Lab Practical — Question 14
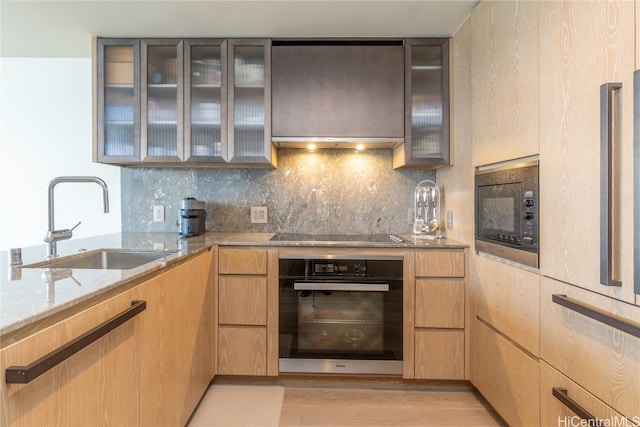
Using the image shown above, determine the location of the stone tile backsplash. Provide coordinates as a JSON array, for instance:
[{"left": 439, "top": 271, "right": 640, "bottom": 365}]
[{"left": 121, "top": 149, "right": 436, "bottom": 235}]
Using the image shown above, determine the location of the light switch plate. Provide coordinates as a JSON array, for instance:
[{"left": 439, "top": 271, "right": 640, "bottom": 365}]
[
  {"left": 153, "top": 205, "right": 165, "bottom": 223},
  {"left": 251, "top": 207, "right": 268, "bottom": 224}
]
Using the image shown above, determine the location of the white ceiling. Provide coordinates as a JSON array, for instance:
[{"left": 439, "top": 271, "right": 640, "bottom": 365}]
[{"left": 0, "top": 0, "right": 479, "bottom": 58}]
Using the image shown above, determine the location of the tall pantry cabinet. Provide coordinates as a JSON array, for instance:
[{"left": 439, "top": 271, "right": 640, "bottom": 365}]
[
  {"left": 468, "top": 1, "right": 541, "bottom": 426},
  {"left": 538, "top": 0, "right": 639, "bottom": 424},
  {"left": 466, "top": 0, "right": 640, "bottom": 425}
]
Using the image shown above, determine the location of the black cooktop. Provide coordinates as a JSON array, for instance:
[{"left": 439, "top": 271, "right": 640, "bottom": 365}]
[{"left": 269, "top": 233, "right": 404, "bottom": 243}]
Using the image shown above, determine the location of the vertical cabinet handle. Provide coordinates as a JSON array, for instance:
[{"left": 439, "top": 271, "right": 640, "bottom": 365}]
[
  {"left": 552, "top": 388, "right": 601, "bottom": 427},
  {"left": 634, "top": 70, "right": 640, "bottom": 295},
  {"left": 5, "top": 300, "right": 146, "bottom": 384},
  {"left": 600, "top": 82, "right": 623, "bottom": 287}
]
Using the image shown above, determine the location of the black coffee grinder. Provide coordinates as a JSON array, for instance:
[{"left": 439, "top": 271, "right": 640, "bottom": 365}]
[{"left": 178, "top": 198, "right": 207, "bottom": 236}]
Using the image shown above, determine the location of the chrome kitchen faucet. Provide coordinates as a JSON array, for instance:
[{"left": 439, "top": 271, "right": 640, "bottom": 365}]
[{"left": 44, "top": 176, "right": 109, "bottom": 258}]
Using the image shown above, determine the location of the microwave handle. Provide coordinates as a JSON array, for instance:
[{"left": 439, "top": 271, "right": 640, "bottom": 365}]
[
  {"left": 600, "top": 82, "right": 622, "bottom": 287},
  {"left": 294, "top": 282, "right": 389, "bottom": 292},
  {"left": 634, "top": 70, "right": 640, "bottom": 295}
]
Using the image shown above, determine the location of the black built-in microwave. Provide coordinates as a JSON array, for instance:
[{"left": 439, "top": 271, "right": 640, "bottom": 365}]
[{"left": 475, "top": 156, "right": 539, "bottom": 268}]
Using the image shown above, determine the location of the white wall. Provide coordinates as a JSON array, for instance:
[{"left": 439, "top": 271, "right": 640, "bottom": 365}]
[{"left": 0, "top": 58, "right": 121, "bottom": 251}]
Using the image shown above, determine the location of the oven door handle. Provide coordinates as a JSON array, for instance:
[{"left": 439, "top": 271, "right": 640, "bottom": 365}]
[{"left": 294, "top": 282, "right": 390, "bottom": 292}]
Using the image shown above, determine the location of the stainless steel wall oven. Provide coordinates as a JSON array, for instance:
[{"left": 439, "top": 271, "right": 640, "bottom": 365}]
[{"left": 278, "top": 254, "right": 403, "bottom": 375}]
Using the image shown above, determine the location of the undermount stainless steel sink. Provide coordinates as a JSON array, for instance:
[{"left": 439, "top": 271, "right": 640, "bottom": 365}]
[{"left": 24, "top": 249, "right": 178, "bottom": 270}]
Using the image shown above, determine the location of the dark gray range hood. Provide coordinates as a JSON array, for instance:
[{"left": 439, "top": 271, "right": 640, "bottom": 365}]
[
  {"left": 272, "top": 137, "right": 404, "bottom": 150},
  {"left": 271, "top": 40, "right": 405, "bottom": 149}
]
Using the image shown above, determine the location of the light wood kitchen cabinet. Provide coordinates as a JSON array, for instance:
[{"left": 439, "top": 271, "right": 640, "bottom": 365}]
[
  {"left": 139, "top": 250, "right": 215, "bottom": 427},
  {"left": 0, "top": 288, "right": 140, "bottom": 427},
  {"left": 474, "top": 255, "right": 539, "bottom": 356},
  {"left": 539, "top": 276, "right": 640, "bottom": 420},
  {"left": 393, "top": 38, "right": 451, "bottom": 169},
  {"left": 471, "top": 254, "right": 540, "bottom": 425},
  {"left": 470, "top": 0, "right": 539, "bottom": 167},
  {"left": 216, "top": 247, "right": 278, "bottom": 376},
  {"left": 474, "top": 319, "right": 539, "bottom": 427},
  {"left": 218, "top": 246, "right": 267, "bottom": 275},
  {"left": 219, "top": 276, "right": 267, "bottom": 325},
  {"left": 539, "top": 0, "right": 636, "bottom": 304},
  {"left": 411, "top": 249, "right": 466, "bottom": 380},
  {"left": 540, "top": 361, "right": 630, "bottom": 427},
  {"left": 95, "top": 37, "right": 275, "bottom": 166}
]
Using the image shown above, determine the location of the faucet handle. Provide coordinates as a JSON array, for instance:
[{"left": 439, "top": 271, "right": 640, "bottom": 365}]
[{"left": 44, "top": 221, "right": 81, "bottom": 243}]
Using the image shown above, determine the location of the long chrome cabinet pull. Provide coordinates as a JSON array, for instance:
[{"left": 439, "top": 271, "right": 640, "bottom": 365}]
[
  {"left": 552, "top": 388, "right": 601, "bottom": 427},
  {"left": 5, "top": 300, "right": 146, "bottom": 384},
  {"left": 552, "top": 294, "right": 640, "bottom": 338},
  {"left": 600, "top": 82, "right": 623, "bottom": 287},
  {"left": 634, "top": 70, "right": 640, "bottom": 295}
]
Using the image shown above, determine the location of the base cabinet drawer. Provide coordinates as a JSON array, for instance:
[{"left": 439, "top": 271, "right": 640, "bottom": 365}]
[
  {"left": 415, "top": 250, "right": 465, "bottom": 278},
  {"left": 218, "top": 247, "right": 267, "bottom": 275},
  {"left": 414, "top": 330, "right": 464, "bottom": 379},
  {"left": 218, "top": 326, "right": 266, "bottom": 376},
  {"left": 540, "top": 277, "right": 640, "bottom": 418},
  {"left": 540, "top": 361, "right": 633, "bottom": 427},
  {"left": 415, "top": 279, "right": 464, "bottom": 328},
  {"left": 218, "top": 276, "right": 267, "bottom": 325},
  {"left": 474, "top": 318, "right": 539, "bottom": 426}
]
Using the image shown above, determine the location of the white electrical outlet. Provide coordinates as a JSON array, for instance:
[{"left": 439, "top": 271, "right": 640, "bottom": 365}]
[
  {"left": 153, "top": 205, "right": 165, "bottom": 223},
  {"left": 447, "top": 210, "right": 453, "bottom": 229},
  {"left": 251, "top": 207, "right": 268, "bottom": 224}
]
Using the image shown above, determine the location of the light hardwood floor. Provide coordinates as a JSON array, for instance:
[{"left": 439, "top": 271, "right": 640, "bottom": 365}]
[{"left": 206, "top": 376, "right": 506, "bottom": 427}]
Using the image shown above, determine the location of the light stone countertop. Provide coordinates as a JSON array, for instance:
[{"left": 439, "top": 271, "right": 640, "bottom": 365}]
[{"left": 0, "top": 231, "right": 467, "bottom": 344}]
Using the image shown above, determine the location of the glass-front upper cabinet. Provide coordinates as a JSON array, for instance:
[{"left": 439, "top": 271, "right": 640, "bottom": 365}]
[
  {"left": 227, "top": 39, "right": 274, "bottom": 165},
  {"left": 394, "top": 39, "right": 450, "bottom": 168},
  {"left": 96, "top": 39, "right": 140, "bottom": 163},
  {"left": 141, "top": 39, "right": 184, "bottom": 162},
  {"left": 185, "top": 39, "right": 227, "bottom": 162}
]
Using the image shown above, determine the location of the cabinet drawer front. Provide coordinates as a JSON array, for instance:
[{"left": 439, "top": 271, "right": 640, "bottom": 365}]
[
  {"left": 540, "top": 277, "right": 640, "bottom": 418},
  {"left": 219, "top": 247, "right": 267, "bottom": 275},
  {"left": 415, "top": 250, "right": 464, "bottom": 278},
  {"left": 414, "top": 330, "right": 464, "bottom": 380},
  {"left": 475, "top": 255, "right": 540, "bottom": 356},
  {"left": 218, "top": 327, "right": 266, "bottom": 376},
  {"left": 540, "top": 361, "right": 630, "bottom": 427},
  {"left": 415, "top": 279, "right": 464, "bottom": 328},
  {"left": 474, "top": 318, "right": 540, "bottom": 426},
  {"left": 219, "top": 276, "right": 267, "bottom": 325}
]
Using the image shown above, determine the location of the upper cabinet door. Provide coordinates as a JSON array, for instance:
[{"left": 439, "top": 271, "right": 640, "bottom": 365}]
[
  {"left": 141, "top": 39, "right": 184, "bottom": 162},
  {"left": 227, "top": 39, "right": 274, "bottom": 165},
  {"left": 184, "top": 39, "right": 228, "bottom": 163},
  {"left": 470, "top": 0, "right": 539, "bottom": 167},
  {"left": 539, "top": 1, "right": 636, "bottom": 303},
  {"left": 393, "top": 39, "right": 450, "bottom": 168},
  {"left": 96, "top": 38, "right": 141, "bottom": 163}
]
